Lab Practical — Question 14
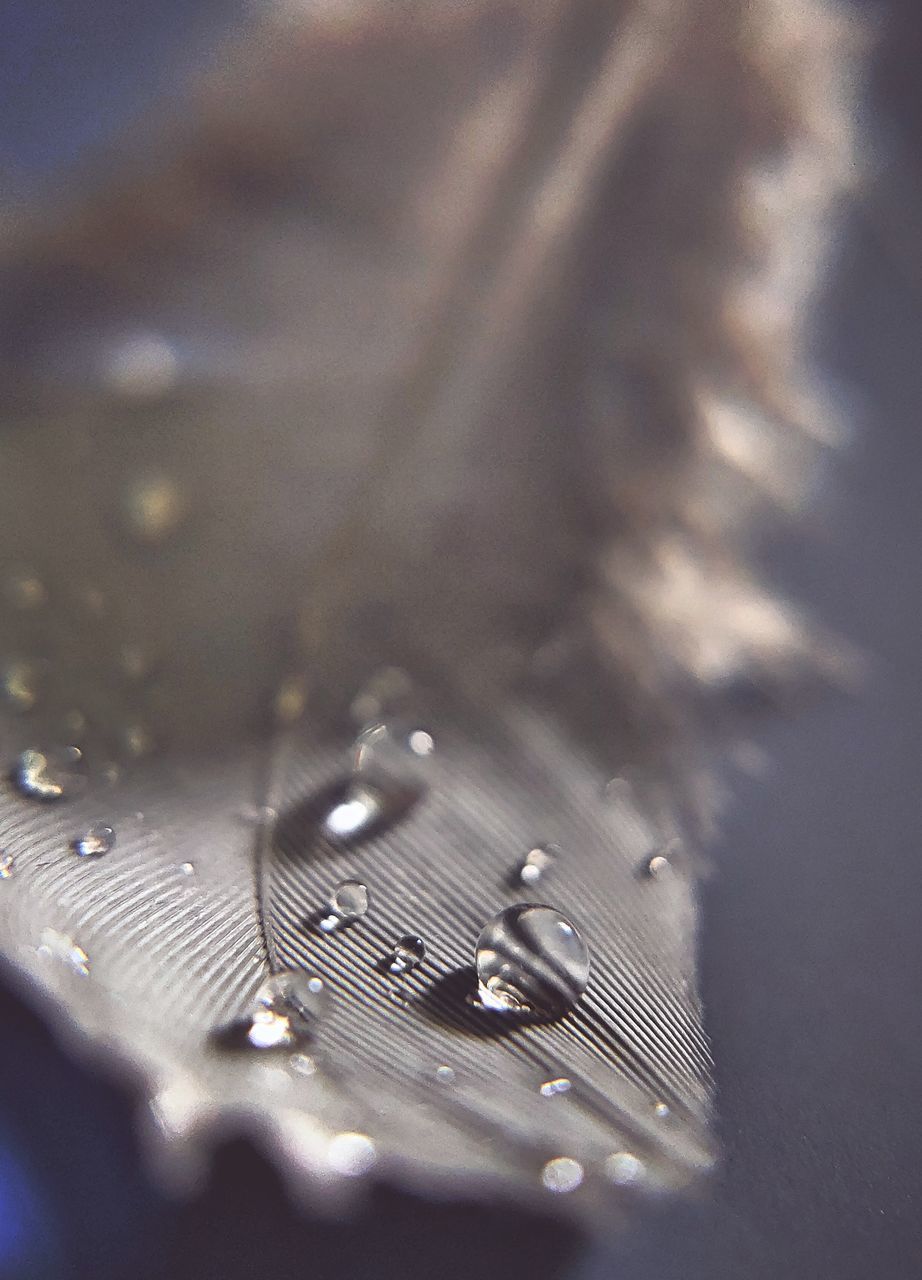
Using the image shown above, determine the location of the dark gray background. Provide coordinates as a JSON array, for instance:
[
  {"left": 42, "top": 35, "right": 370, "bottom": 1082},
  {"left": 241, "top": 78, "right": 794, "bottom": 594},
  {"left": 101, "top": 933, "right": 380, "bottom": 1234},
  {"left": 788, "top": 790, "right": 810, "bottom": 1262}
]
[{"left": 0, "top": 1, "right": 920, "bottom": 1277}]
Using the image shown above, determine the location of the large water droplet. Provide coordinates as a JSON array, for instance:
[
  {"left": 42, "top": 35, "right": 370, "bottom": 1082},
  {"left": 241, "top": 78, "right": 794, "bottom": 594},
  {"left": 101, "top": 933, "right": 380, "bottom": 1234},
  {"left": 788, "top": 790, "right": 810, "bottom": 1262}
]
[
  {"left": 215, "top": 971, "right": 326, "bottom": 1053},
  {"left": 541, "top": 1156, "right": 583, "bottom": 1194},
  {"left": 72, "top": 824, "right": 115, "bottom": 858},
  {"left": 318, "top": 880, "right": 369, "bottom": 933},
  {"left": 13, "top": 747, "right": 85, "bottom": 802},
  {"left": 383, "top": 934, "right": 425, "bottom": 975},
  {"left": 646, "top": 853, "right": 672, "bottom": 878},
  {"left": 474, "top": 904, "right": 590, "bottom": 1019},
  {"left": 515, "top": 844, "right": 556, "bottom": 888},
  {"left": 352, "top": 719, "right": 434, "bottom": 785},
  {"left": 0, "top": 853, "right": 14, "bottom": 879},
  {"left": 38, "top": 928, "right": 89, "bottom": 975}
]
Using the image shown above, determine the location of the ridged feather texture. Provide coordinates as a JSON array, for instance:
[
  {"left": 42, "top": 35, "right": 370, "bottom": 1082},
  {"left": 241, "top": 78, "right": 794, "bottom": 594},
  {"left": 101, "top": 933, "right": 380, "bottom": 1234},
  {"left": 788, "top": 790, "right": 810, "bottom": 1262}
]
[{"left": 0, "top": 0, "right": 857, "bottom": 1219}]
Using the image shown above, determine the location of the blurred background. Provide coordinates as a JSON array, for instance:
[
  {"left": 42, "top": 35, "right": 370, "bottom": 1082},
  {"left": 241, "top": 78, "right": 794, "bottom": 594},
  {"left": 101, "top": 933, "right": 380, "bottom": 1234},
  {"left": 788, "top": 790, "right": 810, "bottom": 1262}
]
[{"left": 0, "top": 0, "right": 920, "bottom": 1277}]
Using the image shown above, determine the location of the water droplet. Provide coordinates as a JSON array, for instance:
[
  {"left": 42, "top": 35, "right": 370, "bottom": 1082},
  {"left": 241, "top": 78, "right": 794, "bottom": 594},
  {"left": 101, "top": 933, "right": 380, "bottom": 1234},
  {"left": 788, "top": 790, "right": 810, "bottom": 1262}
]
[
  {"left": 72, "top": 824, "right": 115, "bottom": 858},
  {"left": 178, "top": 861, "right": 195, "bottom": 876},
  {"left": 474, "top": 904, "right": 590, "bottom": 1019},
  {"left": 215, "top": 972, "right": 325, "bottom": 1053},
  {"left": 121, "top": 475, "right": 186, "bottom": 545},
  {"left": 119, "top": 644, "right": 154, "bottom": 683},
  {"left": 604, "top": 1151, "right": 645, "bottom": 1185},
  {"left": 38, "top": 928, "right": 89, "bottom": 975},
  {"left": 13, "top": 747, "right": 85, "bottom": 802},
  {"left": 646, "top": 854, "right": 671, "bottom": 878},
  {"left": 122, "top": 724, "right": 154, "bottom": 758},
  {"left": 653, "top": 1101, "right": 670, "bottom": 1119},
  {"left": 0, "top": 853, "right": 14, "bottom": 879},
  {"left": 434, "top": 1064, "right": 456, "bottom": 1085},
  {"left": 256, "top": 970, "right": 326, "bottom": 1029},
  {"left": 5, "top": 571, "right": 46, "bottom": 611},
  {"left": 541, "top": 1156, "right": 583, "bottom": 1194},
  {"left": 539, "top": 1077, "right": 571, "bottom": 1098},
  {"left": 318, "top": 880, "right": 369, "bottom": 932},
  {"left": 1, "top": 661, "right": 41, "bottom": 712},
  {"left": 290, "top": 1051, "right": 317, "bottom": 1077},
  {"left": 384, "top": 934, "right": 425, "bottom": 975},
  {"left": 105, "top": 333, "right": 179, "bottom": 398},
  {"left": 327, "top": 1132, "right": 376, "bottom": 1177},
  {"left": 515, "top": 844, "right": 556, "bottom": 887},
  {"left": 352, "top": 719, "right": 434, "bottom": 783}
]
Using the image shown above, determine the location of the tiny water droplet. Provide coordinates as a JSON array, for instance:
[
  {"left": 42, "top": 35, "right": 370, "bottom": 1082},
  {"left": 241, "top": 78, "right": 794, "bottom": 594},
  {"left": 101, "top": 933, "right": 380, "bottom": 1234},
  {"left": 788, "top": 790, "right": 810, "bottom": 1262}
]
[
  {"left": 318, "top": 880, "right": 369, "bottom": 932},
  {"left": 434, "top": 1064, "right": 456, "bottom": 1085},
  {"left": 38, "top": 928, "right": 89, "bottom": 975},
  {"left": 6, "top": 571, "right": 46, "bottom": 611},
  {"left": 0, "top": 853, "right": 14, "bottom": 879},
  {"left": 216, "top": 972, "right": 325, "bottom": 1053},
  {"left": 604, "top": 1151, "right": 645, "bottom": 1185},
  {"left": 541, "top": 1156, "right": 583, "bottom": 1194},
  {"left": 256, "top": 971, "right": 326, "bottom": 1028},
  {"left": 122, "top": 724, "right": 154, "bottom": 758},
  {"left": 653, "top": 1101, "right": 671, "bottom": 1119},
  {"left": 515, "top": 844, "right": 556, "bottom": 887},
  {"left": 539, "top": 1077, "right": 571, "bottom": 1098},
  {"left": 237, "top": 804, "right": 277, "bottom": 826},
  {"left": 13, "top": 747, "right": 85, "bottom": 802},
  {"left": 646, "top": 853, "right": 671, "bottom": 878},
  {"left": 119, "top": 643, "right": 154, "bottom": 682},
  {"left": 178, "top": 861, "right": 195, "bottom": 876},
  {"left": 327, "top": 1131, "right": 376, "bottom": 1177},
  {"left": 290, "top": 1052, "right": 317, "bottom": 1077},
  {"left": 121, "top": 475, "right": 186, "bottom": 545},
  {"left": 384, "top": 934, "right": 425, "bottom": 975},
  {"left": 474, "top": 904, "right": 590, "bottom": 1019},
  {"left": 1, "top": 661, "right": 41, "bottom": 712},
  {"left": 72, "top": 824, "right": 115, "bottom": 858}
]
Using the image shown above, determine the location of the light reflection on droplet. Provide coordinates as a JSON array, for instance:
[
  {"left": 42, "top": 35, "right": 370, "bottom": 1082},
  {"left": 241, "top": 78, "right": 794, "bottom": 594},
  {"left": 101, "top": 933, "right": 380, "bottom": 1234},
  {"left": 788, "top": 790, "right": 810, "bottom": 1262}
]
[
  {"left": 38, "top": 927, "right": 90, "bottom": 976},
  {"left": 539, "top": 1077, "right": 571, "bottom": 1098},
  {"left": 178, "top": 862, "right": 195, "bottom": 876},
  {"left": 0, "top": 853, "right": 14, "bottom": 880},
  {"left": 653, "top": 1101, "right": 671, "bottom": 1119},
  {"left": 646, "top": 854, "right": 671, "bottom": 878},
  {"left": 604, "top": 1151, "right": 645, "bottom": 1185},
  {"left": 541, "top": 1156, "right": 583, "bottom": 1194},
  {"left": 435, "top": 1064, "right": 456, "bottom": 1085},
  {"left": 290, "top": 1052, "right": 317, "bottom": 1077},
  {"left": 327, "top": 1131, "right": 376, "bottom": 1177},
  {"left": 321, "top": 782, "right": 384, "bottom": 843}
]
